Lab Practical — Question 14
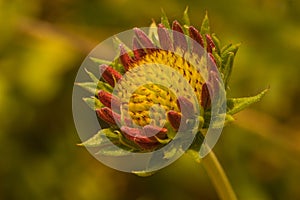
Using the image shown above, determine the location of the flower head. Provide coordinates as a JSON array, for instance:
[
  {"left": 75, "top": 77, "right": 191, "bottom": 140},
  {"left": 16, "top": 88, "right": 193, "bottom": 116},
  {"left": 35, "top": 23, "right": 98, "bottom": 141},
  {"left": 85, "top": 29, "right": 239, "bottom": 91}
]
[{"left": 75, "top": 8, "right": 267, "bottom": 174}]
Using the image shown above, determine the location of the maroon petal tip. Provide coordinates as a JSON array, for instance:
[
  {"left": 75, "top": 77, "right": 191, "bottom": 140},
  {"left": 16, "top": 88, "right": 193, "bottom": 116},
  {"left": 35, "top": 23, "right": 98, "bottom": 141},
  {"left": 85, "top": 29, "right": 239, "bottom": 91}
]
[
  {"left": 99, "top": 65, "right": 122, "bottom": 87},
  {"left": 172, "top": 21, "right": 187, "bottom": 52},
  {"left": 201, "top": 83, "right": 211, "bottom": 109},
  {"left": 167, "top": 110, "right": 182, "bottom": 130},
  {"left": 119, "top": 44, "right": 132, "bottom": 71},
  {"left": 143, "top": 125, "right": 168, "bottom": 139},
  {"left": 133, "top": 37, "right": 146, "bottom": 61},
  {"left": 176, "top": 96, "right": 194, "bottom": 117},
  {"left": 96, "top": 107, "right": 119, "bottom": 125},
  {"left": 189, "top": 26, "right": 204, "bottom": 47},
  {"left": 158, "top": 23, "right": 173, "bottom": 50},
  {"left": 134, "top": 27, "right": 155, "bottom": 49},
  {"left": 205, "top": 34, "right": 215, "bottom": 53}
]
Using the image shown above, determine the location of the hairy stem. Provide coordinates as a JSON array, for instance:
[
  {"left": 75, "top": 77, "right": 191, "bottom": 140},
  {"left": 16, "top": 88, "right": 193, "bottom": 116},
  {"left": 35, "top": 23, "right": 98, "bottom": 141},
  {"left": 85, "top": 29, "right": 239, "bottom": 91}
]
[{"left": 202, "top": 151, "right": 237, "bottom": 200}]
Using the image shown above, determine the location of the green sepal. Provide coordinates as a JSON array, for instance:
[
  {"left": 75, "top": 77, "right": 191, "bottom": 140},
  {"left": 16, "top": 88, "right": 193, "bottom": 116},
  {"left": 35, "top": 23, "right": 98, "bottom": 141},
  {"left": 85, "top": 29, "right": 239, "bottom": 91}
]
[
  {"left": 90, "top": 57, "right": 111, "bottom": 65},
  {"left": 83, "top": 96, "right": 103, "bottom": 110},
  {"left": 76, "top": 69, "right": 113, "bottom": 93},
  {"left": 132, "top": 170, "right": 157, "bottom": 177},
  {"left": 75, "top": 82, "right": 97, "bottom": 94},
  {"left": 223, "top": 52, "right": 235, "bottom": 87},
  {"left": 182, "top": 6, "right": 190, "bottom": 35},
  {"left": 95, "top": 145, "right": 133, "bottom": 156},
  {"left": 221, "top": 43, "right": 240, "bottom": 60},
  {"left": 212, "top": 49, "right": 223, "bottom": 69},
  {"left": 211, "top": 33, "right": 221, "bottom": 55},
  {"left": 227, "top": 88, "right": 269, "bottom": 115},
  {"left": 90, "top": 57, "right": 125, "bottom": 75},
  {"left": 149, "top": 21, "right": 160, "bottom": 47},
  {"left": 163, "top": 146, "right": 184, "bottom": 159},
  {"left": 200, "top": 12, "right": 210, "bottom": 38},
  {"left": 84, "top": 68, "right": 99, "bottom": 83},
  {"left": 221, "top": 43, "right": 232, "bottom": 54},
  {"left": 224, "top": 114, "right": 235, "bottom": 126},
  {"left": 161, "top": 9, "right": 170, "bottom": 29},
  {"left": 113, "top": 36, "right": 133, "bottom": 56},
  {"left": 98, "top": 81, "right": 113, "bottom": 92},
  {"left": 78, "top": 128, "right": 119, "bottom": 147},
  {"left": 182, "top": 6, "right": 190, "bottom": 26},
  {"left": 155, "top": 136, "right": 171, "bottom": 144},
  {"left": 186, "top": 131, "right": 205, "bottom": 163},
  {"left": 76, "top": 80, "right": 113, "bottom": 94}
]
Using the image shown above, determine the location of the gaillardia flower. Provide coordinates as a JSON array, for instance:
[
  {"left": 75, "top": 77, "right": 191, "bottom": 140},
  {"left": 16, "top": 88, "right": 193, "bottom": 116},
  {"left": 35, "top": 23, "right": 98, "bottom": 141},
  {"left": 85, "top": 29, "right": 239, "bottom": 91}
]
[{"left": 75, "top": 9, "right": 267, "bottom": 173}]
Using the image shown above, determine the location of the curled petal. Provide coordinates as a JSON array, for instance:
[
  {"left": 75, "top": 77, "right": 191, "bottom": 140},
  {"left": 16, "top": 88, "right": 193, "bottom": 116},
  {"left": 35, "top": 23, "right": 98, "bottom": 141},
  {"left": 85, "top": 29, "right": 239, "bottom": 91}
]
[
  {"left": 143, "top": 125, "right": 168, "bottom": 139},
  {"left": 121, "top": 126, "right": 142, "bottom": 137},
  {"left": 119, "top": 44, "right": 132, "bottom": 71},
  {"left": 208, "top": 53, "right": 217, "bottom": 66},
  {"left": 134, "top": 28, "right": 155, "bottom": 50},
  {"left": 189, "top": 26, "right": 204, "bottom": 47},
  {"left": 97, "top": 90, "right": 121, "bottom": 109},
  {"left": 206, "top": 53, "right": 220, "bottom": 75},
  {"left": 121, "top": 126, "right": 159, "bottom": 149},
  {"left": 99, "top": 64, "right": 122, "bottom": 87},
  {"left": 167, "top": 110, "right": 182, "bottom": 130},
  {"left": 201, "top": 83, "right": 211, "bottom": 109},
  {"left": 172, "top": 20, "right": 188, "bottom": 52},
  {"left": 96, "top": 107, "right": 132, "bottom": 126},
  {"left": 208, "top": 70, "right": 221, "bottom": 100},
  {"left": 157, "top": 24, "right": 173, "bottom": 50},
  {"left": 205, "top": 34, "right": 215, "bottom": 53},
  {"left": 176, "top": 96, "right": 194, "bottom": 118},
  {"left": 133, "top": 37, "right": 146, "bottom": 61},
  {"left": 96, "top": 107, "right": 119, "bottom": 125}
]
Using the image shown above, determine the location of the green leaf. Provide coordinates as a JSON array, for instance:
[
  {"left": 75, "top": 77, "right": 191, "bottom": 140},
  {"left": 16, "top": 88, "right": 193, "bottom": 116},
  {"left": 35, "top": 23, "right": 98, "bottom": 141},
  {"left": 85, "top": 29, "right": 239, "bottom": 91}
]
[
  {"left": 83, "top": 96, "right": 103, "bottom": 110},
  {"left": 78, "top": 128, "right": 119, "bottom": 147},
  {"left": 227, "top": 88, "right": 269, "bottom": 115},
  {"left": 161, "top": 9, "right": 170, "bottom": 29},
  {"left": 182, "top": 6, "right": 190, "bottom": 26}
]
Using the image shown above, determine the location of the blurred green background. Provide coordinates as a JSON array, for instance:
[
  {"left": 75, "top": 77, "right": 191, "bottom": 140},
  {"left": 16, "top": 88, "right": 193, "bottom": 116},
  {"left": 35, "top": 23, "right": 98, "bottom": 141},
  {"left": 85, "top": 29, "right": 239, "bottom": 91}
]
[{"left": 1, "top": 0, "right": 300, "bottom": 199}]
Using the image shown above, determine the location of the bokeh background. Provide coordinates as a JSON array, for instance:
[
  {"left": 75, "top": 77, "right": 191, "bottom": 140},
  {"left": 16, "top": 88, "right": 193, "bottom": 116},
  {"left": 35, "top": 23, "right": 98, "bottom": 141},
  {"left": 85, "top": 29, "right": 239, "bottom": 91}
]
[{"left": 1, "top": 0, "right": 300, "bottom": 199}]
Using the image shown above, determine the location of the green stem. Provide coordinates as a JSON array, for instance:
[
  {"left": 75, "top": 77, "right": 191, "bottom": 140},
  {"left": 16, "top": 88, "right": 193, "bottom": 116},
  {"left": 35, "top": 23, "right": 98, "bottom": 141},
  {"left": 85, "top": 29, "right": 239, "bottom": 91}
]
[{"left": 202, "top": 151, "right": 237, "bottom": 200}]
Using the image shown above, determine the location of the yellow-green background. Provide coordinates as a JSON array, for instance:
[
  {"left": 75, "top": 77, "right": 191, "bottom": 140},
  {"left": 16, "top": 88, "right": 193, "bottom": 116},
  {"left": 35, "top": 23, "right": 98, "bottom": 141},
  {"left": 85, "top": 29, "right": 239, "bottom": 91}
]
[{"left": 1, "top": 0, "right": 300, "bottom": 199}]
